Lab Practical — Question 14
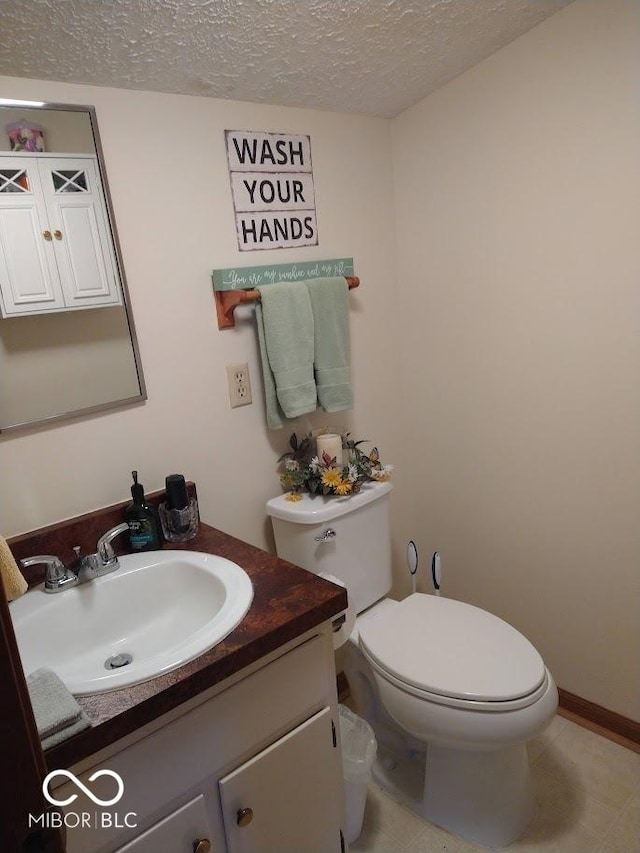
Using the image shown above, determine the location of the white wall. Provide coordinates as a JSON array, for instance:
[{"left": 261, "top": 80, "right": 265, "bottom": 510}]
[
  {"left": 391, "top": 0, "right": 640, "bottom": 720},
  {"left": 0, "top": 77, "right": 404, "bottom": 560}
]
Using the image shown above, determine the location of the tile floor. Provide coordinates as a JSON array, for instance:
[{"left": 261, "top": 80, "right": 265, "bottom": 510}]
[{"left": 349, "top": 715, "right": 640, "bottom": 853}]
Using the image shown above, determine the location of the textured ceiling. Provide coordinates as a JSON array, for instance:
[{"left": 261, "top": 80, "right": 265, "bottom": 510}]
[{"left": 0, "top": 0, "right": 573, "bottom": 118}]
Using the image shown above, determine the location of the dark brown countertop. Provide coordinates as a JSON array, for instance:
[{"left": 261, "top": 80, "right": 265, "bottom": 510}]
[{"left": 10, "top": 516, "right": 346, "bottom": 771}]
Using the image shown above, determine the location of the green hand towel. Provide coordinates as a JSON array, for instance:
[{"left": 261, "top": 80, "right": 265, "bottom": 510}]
[
  {"left": 256, "top": 282, "right": 317, "bottom": 428},
  {"left": 255, "top": 301, "right": 286, "bottom": 429},
  {"left": 305, "top": 277, "right": 353, "bottom": 413}
]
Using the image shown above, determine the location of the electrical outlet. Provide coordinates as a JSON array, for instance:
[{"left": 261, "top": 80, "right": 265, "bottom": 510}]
[{"left": 226, "top": 362, "right": 252, "bottom": 408}]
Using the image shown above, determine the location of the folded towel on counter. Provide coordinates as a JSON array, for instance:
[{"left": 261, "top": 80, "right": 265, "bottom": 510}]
[
  {"left": 0, "top": 534, "right": 27, "bottom": 601},
  {"left": 256, "top": 281, "right": 317, "bottom": 429},
  {"left": 27, "top": 668, "right": 90, "bottom": 748},
  {"left": 305, "top": 277, "right": 353, "bottom": 413},
  {"left": 41, "top": 712, "right": 91, "bottom": 750}
]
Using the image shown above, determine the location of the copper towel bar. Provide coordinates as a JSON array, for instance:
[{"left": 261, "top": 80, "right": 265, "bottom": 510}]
[{"left": 215, "top": 276, "right": 360, "bottom": 329}]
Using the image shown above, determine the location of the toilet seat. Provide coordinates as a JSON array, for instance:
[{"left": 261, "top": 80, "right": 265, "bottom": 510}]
[{"left": 358, "top": 594, "right": 547, "bottom": 712}]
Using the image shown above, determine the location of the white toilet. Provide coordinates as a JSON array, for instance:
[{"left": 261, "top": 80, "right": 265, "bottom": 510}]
[{"left": 266, "top": 481, "right": 558, "bottom": 849}]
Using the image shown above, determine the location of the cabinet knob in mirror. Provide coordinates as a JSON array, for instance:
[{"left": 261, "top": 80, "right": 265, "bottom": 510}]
[
  {"left": 236, "top": 806, "right": 254, "bottom": 827},
  {"left": 193, "top": 839, "right": 211, "bottom": 853},
  {"left": 42, "top": 230, "right": 52, "bottom": 241},
  {"left": 53, "top": 229, "right": 63, "bottom": 240}
]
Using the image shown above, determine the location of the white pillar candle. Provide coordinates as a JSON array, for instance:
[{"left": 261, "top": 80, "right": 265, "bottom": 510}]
[{"left": 316, "top": 434, "right": 343, "bottom": 467}]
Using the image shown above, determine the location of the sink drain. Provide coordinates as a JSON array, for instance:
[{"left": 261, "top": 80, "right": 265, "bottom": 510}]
[{"left": 105, "top": 653, "right": 133, "bottom": 670}]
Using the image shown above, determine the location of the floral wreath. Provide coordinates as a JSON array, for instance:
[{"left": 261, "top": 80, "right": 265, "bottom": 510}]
[{"left": 278, "top": 432, "right": 393, "bottom": 501}]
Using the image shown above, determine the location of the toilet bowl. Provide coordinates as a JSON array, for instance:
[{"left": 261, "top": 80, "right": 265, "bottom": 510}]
[
  {"left": 266, "top": 482, "right": 558, "bottom": 848},
  {"left": 356, "top": 594, "right": 556, "bottom": 748},
  {"left": 343, "top": 594, "right": 557, "bottom": 847}
]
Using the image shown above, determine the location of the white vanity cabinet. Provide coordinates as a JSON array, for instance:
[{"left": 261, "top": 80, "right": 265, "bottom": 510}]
[
  {"left": 59, "top": 630, "right": 346, "bottom": 853},
  {"left": 0, "top": 154, "right": 122, "bottom": 317}
]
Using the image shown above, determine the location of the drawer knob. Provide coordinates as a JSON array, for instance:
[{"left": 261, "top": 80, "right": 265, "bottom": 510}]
[
  {"left": 43, "top": 230, "right": 52, "bottom": 241},
  {"left": 193, "top": 840, "right": 211, "bottom": 853},
  {"left": 237, "top": 806, "right": 254, "bottom": 827},
  {"left": 53, "top": 229, "right": 63, "bottom": 240}
]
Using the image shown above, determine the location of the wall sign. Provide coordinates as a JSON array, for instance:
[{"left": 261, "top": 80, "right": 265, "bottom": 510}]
[
  {"left": 212, "top": 258, "right": 354, "bottom": 291},
  {"left": 225, "top": 130, "right": 317, "bottom": 251}
]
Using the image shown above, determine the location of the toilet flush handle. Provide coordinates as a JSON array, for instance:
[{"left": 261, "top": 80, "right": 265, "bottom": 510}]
[{"left": 314, "top": 528, "right": 336, "bottom": 543}]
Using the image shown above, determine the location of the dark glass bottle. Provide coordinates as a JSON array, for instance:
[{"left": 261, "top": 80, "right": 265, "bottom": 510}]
[
  {"left": 125, "top": 470, "right": 161, "bottom": 551},
  {"left": 158, "top": 474, "right": 199, "bottom": 542}
]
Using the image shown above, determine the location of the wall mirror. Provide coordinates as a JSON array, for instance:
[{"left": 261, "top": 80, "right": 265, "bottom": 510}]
[{"left": 0, "top": 100, "right": 146, "bottom": 433}]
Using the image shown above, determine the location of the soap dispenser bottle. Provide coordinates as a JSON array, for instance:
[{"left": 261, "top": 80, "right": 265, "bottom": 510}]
[{"left": 125, "top": 471, "right": 161, "bottom": 552}]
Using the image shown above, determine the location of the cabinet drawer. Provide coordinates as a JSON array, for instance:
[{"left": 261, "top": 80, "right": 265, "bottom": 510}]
[{"left": 115, "top": 794, "right": 213, "bottom": 853}]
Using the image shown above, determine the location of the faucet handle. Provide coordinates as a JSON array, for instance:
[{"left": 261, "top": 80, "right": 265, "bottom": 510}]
[
  {"left": 20, "top": 555, "right": 78, "bottom": 593},
  {"left": 21, "top": 554, "right": 66, "bottom": 580},
  {"left": 97, "top": 522, "right": 130, "bottom": 567}
]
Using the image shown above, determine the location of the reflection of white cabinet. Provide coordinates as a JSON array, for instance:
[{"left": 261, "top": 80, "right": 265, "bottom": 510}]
[
  {"left": 0, "top": 154, "right": 122, "bottom": 317},
  {"left": 62, "top": 631, "right": 346, "bottom": 853}
]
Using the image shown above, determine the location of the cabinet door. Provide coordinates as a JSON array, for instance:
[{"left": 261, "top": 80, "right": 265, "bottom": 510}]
[
  {"left": 37, "top": 157, "right": 122, "bottom": 309},
  {"left": 219, "top": 707, "right": 344, "bottom": 853},
  {"left": 0, "top": 158, "right": 65, "bottom": 316},
  {"left": 114, "top": 794, "right": 215, "bottom": 853}
]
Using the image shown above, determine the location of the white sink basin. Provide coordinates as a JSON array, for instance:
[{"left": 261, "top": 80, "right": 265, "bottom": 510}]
[{"left": 10, "top": 550, "right": 253, "bottom": 696}]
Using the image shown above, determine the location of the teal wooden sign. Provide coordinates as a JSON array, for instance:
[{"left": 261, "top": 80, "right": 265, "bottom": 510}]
[{"left": 212, "top": 258, "right": 354, "bottom": 291}]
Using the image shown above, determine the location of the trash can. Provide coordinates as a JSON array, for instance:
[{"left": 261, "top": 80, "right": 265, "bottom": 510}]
[{"left": 338, "top": 704, "right": 377, "bottom": 844}]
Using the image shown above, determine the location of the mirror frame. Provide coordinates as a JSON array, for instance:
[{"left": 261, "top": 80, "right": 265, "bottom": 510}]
[{"left": 0, "top": 100, "right": 147, "bottom": 434}]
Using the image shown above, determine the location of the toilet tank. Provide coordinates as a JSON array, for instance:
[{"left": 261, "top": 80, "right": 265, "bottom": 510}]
[{"left": 266, "top": 481, "right": 393, "bottom": 615}]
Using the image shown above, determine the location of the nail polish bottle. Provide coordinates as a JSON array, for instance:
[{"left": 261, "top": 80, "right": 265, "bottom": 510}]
[{"left": 158, "top": 474, "right": 199, "bottom": 542}]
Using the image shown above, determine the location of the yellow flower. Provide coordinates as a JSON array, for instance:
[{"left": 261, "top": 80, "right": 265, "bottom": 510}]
[
  {"left": 321, "top": 468, "right": 343, "bottom": 489},
  {"left": 335, "top": 481, "right": 353, "bottom": 495},
  {"left": 285, "top": 492, "right": 303, "bottom": 502}
]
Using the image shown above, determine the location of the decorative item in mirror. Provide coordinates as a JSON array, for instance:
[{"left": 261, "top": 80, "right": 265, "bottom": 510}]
[
  {"left": 278, "top": 431, "right": 393, "bottom": 501},
  {"left": 6, "top": 119, "right": 45, "bottom": 152}
]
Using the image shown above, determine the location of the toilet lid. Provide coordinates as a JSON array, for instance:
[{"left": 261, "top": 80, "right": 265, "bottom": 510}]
[{"left": 358, "top": 594, "right": 545, "bottom": 703}]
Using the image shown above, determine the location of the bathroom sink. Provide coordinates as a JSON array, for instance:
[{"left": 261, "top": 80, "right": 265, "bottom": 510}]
[{"left": 10, "top": 550, "right": 254, "bottom": 696}]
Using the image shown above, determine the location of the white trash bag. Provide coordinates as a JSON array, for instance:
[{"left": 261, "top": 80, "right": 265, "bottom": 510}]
[{"left": 338, "top": 704, "right": 377, "bottom": 844}]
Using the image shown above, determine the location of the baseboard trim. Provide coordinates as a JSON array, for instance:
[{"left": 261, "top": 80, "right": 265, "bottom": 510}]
[{"left": 558, "top": 688, "right": 640, "bottom": 748}]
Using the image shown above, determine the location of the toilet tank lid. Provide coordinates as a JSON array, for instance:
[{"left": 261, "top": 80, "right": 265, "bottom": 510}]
[{"left": 266, "top": 481, "right": 393, "bottom": 524}]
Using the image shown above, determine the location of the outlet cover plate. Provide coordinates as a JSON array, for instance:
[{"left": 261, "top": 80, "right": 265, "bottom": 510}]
[{"left": 226, "top": 362, "right": 252, "bottom": 408}]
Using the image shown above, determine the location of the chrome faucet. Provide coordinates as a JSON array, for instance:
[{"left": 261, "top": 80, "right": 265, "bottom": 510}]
[{"left": 20, "top": 522, "right": 131, "bottom": 594}]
